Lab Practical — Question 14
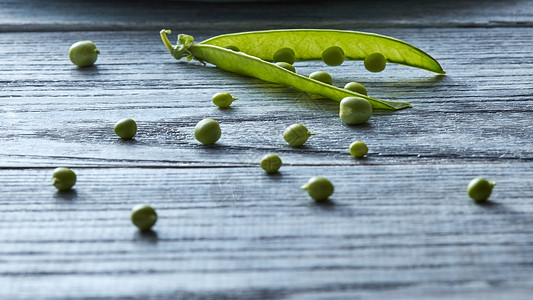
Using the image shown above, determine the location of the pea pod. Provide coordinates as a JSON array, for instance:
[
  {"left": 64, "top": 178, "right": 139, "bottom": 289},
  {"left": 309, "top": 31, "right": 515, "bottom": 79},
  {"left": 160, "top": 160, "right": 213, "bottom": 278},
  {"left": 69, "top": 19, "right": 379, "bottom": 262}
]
[
  {"left": 160, "top": 30, "right": 411, "bottom": 110},
  {"left": 199, "top": 29, "right": 445, "bottom": 74}
]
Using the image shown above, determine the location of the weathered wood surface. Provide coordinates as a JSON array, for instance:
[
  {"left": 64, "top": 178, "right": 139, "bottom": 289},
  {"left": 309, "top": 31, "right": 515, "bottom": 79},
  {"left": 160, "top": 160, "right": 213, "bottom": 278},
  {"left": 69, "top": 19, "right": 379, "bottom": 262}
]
[
  {"left": 1, "top": 0, "right": 533, "bottom": 299},
  {"left": 1, "top": 29, "right": 532, "bottom": 167},
  {"left": 2, "top": 165, "right": 533, "bottom": 299}
]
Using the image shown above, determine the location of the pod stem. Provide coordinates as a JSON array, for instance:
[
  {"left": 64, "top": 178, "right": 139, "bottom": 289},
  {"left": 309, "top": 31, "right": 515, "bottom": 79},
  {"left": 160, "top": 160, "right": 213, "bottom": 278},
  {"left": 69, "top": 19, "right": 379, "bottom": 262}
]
[
  {"left": 160, "top": 30, "right": 204, "bottom": 64},
  {"left": 489, "top": 181, "right": 497, "bottom": 190},
  {"left": 160, "top": 29, "right": 174, "bottom": 54}
]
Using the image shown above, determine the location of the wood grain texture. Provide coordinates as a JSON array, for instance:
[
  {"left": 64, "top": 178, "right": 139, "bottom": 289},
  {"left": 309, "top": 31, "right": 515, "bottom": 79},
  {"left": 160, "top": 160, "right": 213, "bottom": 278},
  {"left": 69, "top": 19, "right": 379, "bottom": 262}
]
[
  {"left": 1, "top": 29, "right": 532, "bottom": 167},
  {"left": 1, "top": 165, "right": 533, "bottom": 299},
  {"left": 1, "top": 1, "right": 533, "bottom": 299}
]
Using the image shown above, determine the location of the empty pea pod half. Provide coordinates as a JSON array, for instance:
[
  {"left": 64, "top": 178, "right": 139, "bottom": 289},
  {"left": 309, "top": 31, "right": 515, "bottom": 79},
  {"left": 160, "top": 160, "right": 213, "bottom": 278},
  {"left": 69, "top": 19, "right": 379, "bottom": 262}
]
[
  {"left": 160, "top": 30, "right": 411, "bottom": 110},
  {"left": 198, "top": 29, "right": 445, "bottom": 74}
]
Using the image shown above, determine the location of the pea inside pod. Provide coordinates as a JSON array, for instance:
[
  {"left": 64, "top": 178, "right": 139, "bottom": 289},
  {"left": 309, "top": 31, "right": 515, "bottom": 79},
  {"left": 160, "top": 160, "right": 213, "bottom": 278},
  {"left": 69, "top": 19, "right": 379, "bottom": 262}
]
[
  {"left": 364, "top": 53, "right": 387, "bottom": 72},
  {"left": 275, "top": 62, "right": 295, "bottom": 72},
  {"left": 344, "top": 82, "right": 367, "bottom": 95},
  {"left": 273, "top": 47, "right": 296, "bottom": 64},
  {"left": 225, "top": 45, "right": 240, "bottom": 52},
  {"left": 309, "top": 71, "right": 333, "bottom": 85},
  {"left": 322, "top": 46, "right": 345, "bottom": 66}
]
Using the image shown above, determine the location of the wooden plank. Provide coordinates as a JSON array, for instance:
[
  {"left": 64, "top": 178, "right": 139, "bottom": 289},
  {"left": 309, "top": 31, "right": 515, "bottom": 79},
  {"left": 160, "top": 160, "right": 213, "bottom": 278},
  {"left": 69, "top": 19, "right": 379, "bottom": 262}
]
[
  {"left": 0, "top": 164, "right": 533, "bottom": 299},
  {"left": 1, "top": 2, "right": 533, "bottom": 298},
  {"left": 1, "top": 28, "right": 533, "bottom": 168},
  {"left": 1, "top": 0, "right": 532, "bottom": 32}
]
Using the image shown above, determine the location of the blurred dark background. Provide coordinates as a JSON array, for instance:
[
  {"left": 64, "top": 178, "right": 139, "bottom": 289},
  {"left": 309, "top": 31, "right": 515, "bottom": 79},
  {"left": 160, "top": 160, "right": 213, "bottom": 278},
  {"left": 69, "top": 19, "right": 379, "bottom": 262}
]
[{"left": 1, "top": 0, "right": 529, "bottom": 32}]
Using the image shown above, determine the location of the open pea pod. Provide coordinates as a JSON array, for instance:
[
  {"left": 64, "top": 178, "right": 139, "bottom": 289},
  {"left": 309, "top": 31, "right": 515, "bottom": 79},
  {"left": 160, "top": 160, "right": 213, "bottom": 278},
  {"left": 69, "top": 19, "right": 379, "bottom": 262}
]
[
  {"left": 199, "top": 29, "right": 445, "bottom": 74},
  {"left": 161, "top": 30, "right": 411, "bottom": 110}
]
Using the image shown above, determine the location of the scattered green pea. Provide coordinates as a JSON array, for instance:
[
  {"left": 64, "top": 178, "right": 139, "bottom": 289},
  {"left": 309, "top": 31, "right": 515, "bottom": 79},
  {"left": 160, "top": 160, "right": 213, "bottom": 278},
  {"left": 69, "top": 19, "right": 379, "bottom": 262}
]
[
  {"left": 260, "top": 154, "right": 282, "bottom": 174},
  {"left": 344, "top": 82, "right": 367, "bottom": 95},
  {"left": 225, "top": 45, "right": 240, "bottom": 52},
  {"left": 309, "top": 71, "right": 332, "bottom": 85},
  {"left": 283, "top": 123, "right": 314, "bottom": 147},
  {"left": 212, "top": 92, "right": 237, "bottom": 108},
  {"left": 114, "top": 118, "right": 137, "bottom": 139},
  {"left": 194, "top": 118, "right": 221, "bottom": 145},
  {"left": 364, "top": 52, "right": 387, "bottom": 72},
  {"left": 275, "top": 62, "right": 296, "bottom": 72},
  {"left": 273, "top": 47, "right": 296, "bottom": 64},
  {"left": 69, "top": 40, "right": 100, "bottom": 67},
  {"left": 321, "top": 46, "right": 345, "bottom": 66},
  {"left": 339, "top": 97, "right": 373, "bottom": 124},
  {"left": 51, "top": 167, "right": 76, "bottom": 191},
  {"left": 349, "top": 141, "right": 368, "bottom": 158},
  {"left": 467, "top": 177, "right": 496, "bottom": 203},
  {"left": 131, "top": 204, "right": 157, "bottom": 231},
  {"left": 301, "top": 176, "right": 334, "bottom": 201}
]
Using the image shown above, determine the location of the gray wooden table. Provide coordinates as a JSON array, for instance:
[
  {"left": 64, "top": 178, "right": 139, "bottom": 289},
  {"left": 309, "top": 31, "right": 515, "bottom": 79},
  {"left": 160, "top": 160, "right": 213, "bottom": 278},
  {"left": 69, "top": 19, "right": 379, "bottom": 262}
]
[{"left": 1, "top": 0, "right": 533, "bottom": 299}]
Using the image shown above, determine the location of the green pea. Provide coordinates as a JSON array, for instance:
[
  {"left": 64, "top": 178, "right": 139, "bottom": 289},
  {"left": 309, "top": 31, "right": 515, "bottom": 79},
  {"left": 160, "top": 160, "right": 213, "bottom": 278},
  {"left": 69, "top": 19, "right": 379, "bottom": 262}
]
[
  {"left": 131, "top": 204, "right": 157, "bottom": 231},
  {"left": 339, "top": 97, "right": 372, "bottom": 124},
  {"left": 467, "top": 177, "right": 496, "bottom": 203},
  {"left": 69, "top": 41, "right": 100, "bottom": 67},
  {"left": 273, "top": 47, "right": 296, "bottom": 64},
  {"left": 225, "top": 45, "right": 240, "bottom": 52},
  {"left": 283, "top": 123, "right": 314, "bottom": 147},
  {"left": 321, "top": 46, "right": 345, "bottom": 66},
  {"left": 212, "top": 92, "right": 237, "bottom": 108},
  {"left": 51, "top": 167, "right": 76, "bottom": 191},
  {"left": 275, "top": 62, "right": 295, "bottom": 72},
  {"left": 309, "top": 71, "right": 332, "bottom": 85},
  {"left": 114, "top": 118, "right": 137, "bottom": 139},
  {"left": 349, "top": 141, "right": 368, "bottom": 158},
  {"left": 301, "top": 176, "right": 334, "bottom": 201},
  {"left": 344, "top": 82, "right": 367, "bottom": 95},
  {"left": 260, "top": 154, "right": 282, "bottom": 174},
  {"left": 364, "top": 52, "right": 386, "bottom": 72},
  {"left": 194, "top": 118, "right": 221, "bottom": 145}
]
